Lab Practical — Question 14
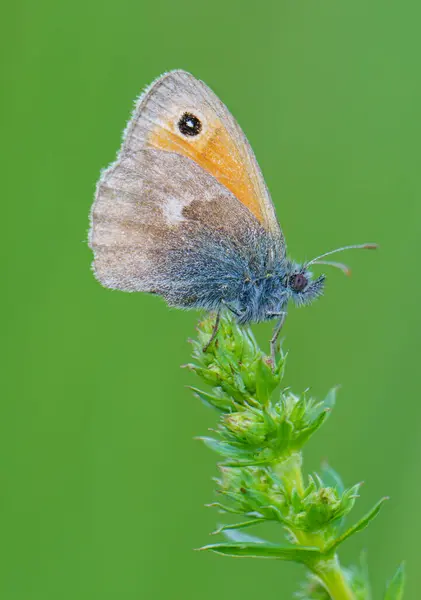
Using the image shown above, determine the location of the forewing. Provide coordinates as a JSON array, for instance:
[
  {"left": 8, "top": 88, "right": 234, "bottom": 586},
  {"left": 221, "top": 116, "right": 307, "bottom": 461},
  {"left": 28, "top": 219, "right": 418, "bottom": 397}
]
[
  {"left": 121, "top": 70, "right": 284, "bottom": 244},
  {"left": 89, "top": 150, "right": 271, "bottom": 307}
]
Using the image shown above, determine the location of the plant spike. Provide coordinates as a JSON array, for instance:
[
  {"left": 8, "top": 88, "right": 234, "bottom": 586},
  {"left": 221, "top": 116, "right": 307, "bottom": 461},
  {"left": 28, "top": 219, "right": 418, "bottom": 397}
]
[{"left": 187, "top": 313, "right": 404, "bottom": 599}]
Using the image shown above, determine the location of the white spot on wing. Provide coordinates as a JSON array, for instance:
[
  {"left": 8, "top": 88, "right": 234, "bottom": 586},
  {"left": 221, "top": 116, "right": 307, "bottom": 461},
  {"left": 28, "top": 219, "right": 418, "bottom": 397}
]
[{"left": 162, "top": 196, "right": 186, "bottom": 225}]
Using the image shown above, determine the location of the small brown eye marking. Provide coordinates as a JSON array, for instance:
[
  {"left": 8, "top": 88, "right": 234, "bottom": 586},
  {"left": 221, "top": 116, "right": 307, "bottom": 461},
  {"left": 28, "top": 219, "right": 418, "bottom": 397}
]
[
  {"left": 290, "top": 273, "right": 308, "bottom": 293},
  {"left": 178, "top": 112, "right": 202, "bottom": 137}
]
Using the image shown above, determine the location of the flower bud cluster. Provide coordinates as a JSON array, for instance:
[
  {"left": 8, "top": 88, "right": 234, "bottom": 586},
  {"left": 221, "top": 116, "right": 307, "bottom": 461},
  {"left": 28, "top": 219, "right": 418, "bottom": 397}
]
[
  {"left": 187, "top": 315, "right": 335, "bottom": 466},
  {"left": 215, "top": 464, "right": 361, "bottom": 545}
]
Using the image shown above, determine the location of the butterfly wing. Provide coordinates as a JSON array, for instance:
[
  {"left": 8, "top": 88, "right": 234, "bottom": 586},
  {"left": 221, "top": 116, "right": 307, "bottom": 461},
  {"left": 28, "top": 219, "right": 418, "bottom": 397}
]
[
  {"left": 89, "top": 149, "right": 271, "bottom": 308},
  {"left": 90, "top": 70, "right": 285, "bottom": 304},
  {"left": 121, "top": 70, "right": 284, "bottom": 243}
]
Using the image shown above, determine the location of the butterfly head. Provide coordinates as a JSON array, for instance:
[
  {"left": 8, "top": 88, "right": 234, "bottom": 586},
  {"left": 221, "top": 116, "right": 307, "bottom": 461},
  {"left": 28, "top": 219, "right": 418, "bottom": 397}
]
[
  {"left": 282, "top": 242, "right": 379, "bottom": 310},
  {"left": 283, "top": 263, "right": 325, "bottom": 308}
]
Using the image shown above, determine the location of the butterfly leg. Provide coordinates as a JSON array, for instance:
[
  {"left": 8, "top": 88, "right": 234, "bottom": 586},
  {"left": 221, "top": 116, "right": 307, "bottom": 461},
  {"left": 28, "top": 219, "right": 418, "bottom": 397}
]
[
  {"left": 203, "top": 309, "right": 222, "bottom": 353},
  {"left": 270, "top": 312, "right": 287, "bottom": 367},
  {"left": 221, "top": 299, "right": 242, "bottom": 318}
]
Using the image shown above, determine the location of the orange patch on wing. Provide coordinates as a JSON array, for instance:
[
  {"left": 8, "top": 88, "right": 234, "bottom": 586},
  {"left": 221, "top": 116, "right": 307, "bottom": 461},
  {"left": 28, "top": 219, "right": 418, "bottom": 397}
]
[{"left": 147, "top": 120, "right": 263, "bottom": 223}]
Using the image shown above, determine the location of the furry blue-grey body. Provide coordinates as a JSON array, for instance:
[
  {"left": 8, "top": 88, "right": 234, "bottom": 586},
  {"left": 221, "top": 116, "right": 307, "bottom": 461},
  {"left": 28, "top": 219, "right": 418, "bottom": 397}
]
[
  {"left": 232, "top": 256, "right": 325, "bottom": 325},
  {"left": 151, "top": 213, "right": 326, "bottom": 324}
]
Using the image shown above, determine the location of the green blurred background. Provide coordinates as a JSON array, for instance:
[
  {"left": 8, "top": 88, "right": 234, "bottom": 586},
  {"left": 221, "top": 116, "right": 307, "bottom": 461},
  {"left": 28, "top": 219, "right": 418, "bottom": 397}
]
[{"left": 2, "top": 0, "right": 420, "bottom": 598}]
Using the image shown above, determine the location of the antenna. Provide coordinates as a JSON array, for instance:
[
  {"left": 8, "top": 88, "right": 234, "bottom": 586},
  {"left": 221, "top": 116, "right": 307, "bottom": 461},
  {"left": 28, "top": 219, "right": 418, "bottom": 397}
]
[
  {"left": 307, "top": 243, "right": 378, "bottom": 267},
  {"left": 311, "top": 260, "right": 352, "bottom": 276}
]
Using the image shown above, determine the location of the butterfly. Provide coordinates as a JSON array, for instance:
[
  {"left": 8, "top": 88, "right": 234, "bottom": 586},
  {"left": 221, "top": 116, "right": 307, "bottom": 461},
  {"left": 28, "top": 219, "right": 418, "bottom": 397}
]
[{"left": 89, "top": 70, "right": 376, "bottom": 361}]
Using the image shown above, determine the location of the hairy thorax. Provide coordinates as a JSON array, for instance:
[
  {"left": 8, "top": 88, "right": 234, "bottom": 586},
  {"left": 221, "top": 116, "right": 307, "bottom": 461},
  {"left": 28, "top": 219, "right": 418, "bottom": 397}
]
[
  {"left": 228, "top": 256, "right": 325, "bottom": 325},
  {"left": 234, "top": 271, "right": 289, "bottom": 325}
]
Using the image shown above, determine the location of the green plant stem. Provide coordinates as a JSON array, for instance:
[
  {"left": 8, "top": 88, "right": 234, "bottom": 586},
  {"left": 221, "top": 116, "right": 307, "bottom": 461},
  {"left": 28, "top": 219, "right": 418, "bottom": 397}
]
[
  {"left": 274, "top": 452, "right": 305, "bottom": 496},
  {"left": 311, "top": 555, "right": 355, "bottom": 600},
  {"left": 275, "top": 454, "right": 355, "bottom": 600}
]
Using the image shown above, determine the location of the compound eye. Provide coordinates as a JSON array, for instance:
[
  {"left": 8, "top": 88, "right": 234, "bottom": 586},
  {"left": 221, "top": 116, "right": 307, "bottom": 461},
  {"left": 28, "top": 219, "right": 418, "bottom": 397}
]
[
  {"left": 178, "top": 112, "right": 202, "bottom": 137},
  {"left": 290, "top": 273, "right": 308, "bottom": 293}
]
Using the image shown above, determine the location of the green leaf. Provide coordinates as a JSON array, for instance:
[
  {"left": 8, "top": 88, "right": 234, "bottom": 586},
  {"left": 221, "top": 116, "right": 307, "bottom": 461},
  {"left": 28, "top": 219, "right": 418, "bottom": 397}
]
[
  {"left": 357, "top": 550, "right": 373, "bottom": 600},
  {"left": 197, "top": 437, "right": 251, "bottom": 459},
  {"left": 259, "top": 503, "right": 293, "bottom": 526},
  {"left": 290, "top": 396, "right": 307, "bottom": 423},
  {"left": 255, "top": 357, "right": 277, "bottom": 404},
  {"left": 276, "top": 418, "right": 293, "bottom": 451},
  {"left": 229, "top": 321, "right": 245, "bottom": 359},
  {"left": 185, "top": 364, "right": 222, "bottom": 385},
  {"left": 320, "top": 463, "right": 345, "bottom": 495},
  {"left": 261, "top": 407, "right": 277, "bottom": 432},
  {"left": 293, "top": 409, "right": 330, "bottom": 449},
  {"left": 326, "top": 497, "right": 389, "bottom": 553},
  {"left": 232, "top": 371, "right": 247, "bottom": 393},
  {"left": 291, "top": 488, "right": 303, "bottom": 512},
  {"left": 212, "top": 518, "right": 265, "bottom": 535},
  {"left": 222, "top": 529, "right": 268, "bottom": 544},
  {"left": 241, "top": 326, "right": 259, "bottom": 358},
  {"left": 302, "top": 476, "right": 317, "bottom": 500},
  {"left": 189, "top": 387, "right": 232, "bottom": 412},
  {"left": 222, "top": 458, "right": 272, "bottom": 468},
  {"left": 219, "top": 381, "right": 249, "bottom": 403},
  {"left": 323, "top": 386, "right": 337, "bottom": 410},
  {"left": 384, "top": 563, "right": 405, "bottom": 600},
  {"left": 199, "top": 542, "right": 322, "bottom": 565},
  {"left": 205, "top": 502, "right": 245, "bottom": 515}
]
